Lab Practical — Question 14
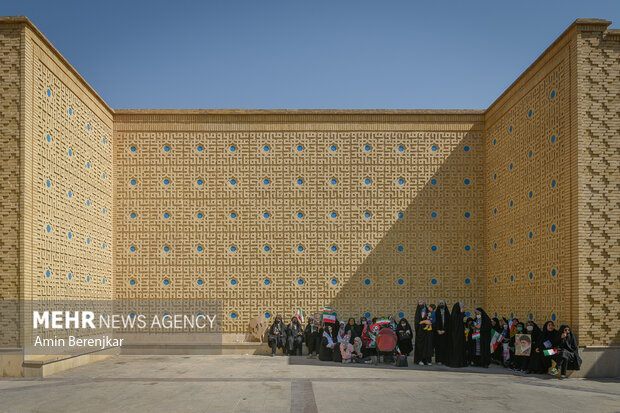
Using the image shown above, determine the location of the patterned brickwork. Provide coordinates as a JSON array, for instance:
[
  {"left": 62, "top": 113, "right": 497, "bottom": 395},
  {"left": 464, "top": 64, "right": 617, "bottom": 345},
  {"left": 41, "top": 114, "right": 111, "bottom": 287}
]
[
  {"left": 485, "top": 49, "right": 574, "bottom": 327},
  {"left": 576, "top": 28, "right": 620, "bottom": 346},
  {"left": 29, "top": 54, "right": 114, "bottom": 301},
  {"left": 0, "top": 25, "right": 21, "bottom": 347},
  {"left": 113, "top": 120, "right": 485, "bottom": 333}
]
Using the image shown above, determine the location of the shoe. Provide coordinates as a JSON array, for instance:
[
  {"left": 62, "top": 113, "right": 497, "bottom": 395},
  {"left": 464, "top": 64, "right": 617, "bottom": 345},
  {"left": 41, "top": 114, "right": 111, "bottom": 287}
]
[
  {"left": 561, "top": 374, "right": 567, "bottom": 379},
  {"left": 418, "top": 361, "right": 424, "bottom": 366},
  {"left": 426, "top": 362, "right": 432, "bottom": 366},
  {"left": 364, "top": 360, "right": 372, "bottom": 364},
  {"left": 549, "top": 367, "right": 559, "bottom": 375},
  {"left": 271, "top": 353, "right": 275, "bottom": 357}
]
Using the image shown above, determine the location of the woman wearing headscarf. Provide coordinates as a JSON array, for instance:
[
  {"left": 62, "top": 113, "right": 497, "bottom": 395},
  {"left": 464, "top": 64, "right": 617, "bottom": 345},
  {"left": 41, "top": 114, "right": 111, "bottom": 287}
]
[
  {"left": 304, "top": 316, "right": 321, "bottom": 359},
  {"left": 336, "top": 321, "right": 346, "bottom": 344},
  {"left": 268, "top": 315, "right": 287, "bottom": 356},
  {"left": 529, "top": 320, "right": 559, "bottom": 374},
  {"left": 414, "top": 300, "right": 433, "bottom": 365},
  {"left": 447, "top": 302, "right": 467, "bottom": 367},
  {"left": 549, "top": 324, "right": 581, "bottom": 378},
  {"left": 388, "top": 315, "right": 397, "bottom": 331},
  {"left": 491, "top": 317, "right": 503, "bottom": 364},
  {"left": 319, "top": 324, "right": 336, "bottom": 361},
  {"left": 286, "top": 316, "right": 304, "bottom": 356},
  {"left": 470, "top": 307, "right": 492, "bottom": 367},
  {"left": 433, "top": 300, "right": 450, "bottom": 365},
  {"left": 396, "top": 317, "right": 413, "bottom": 356},
  {"left": 509, "top": 322, "right": 527, "bottom": 371},
  {"left": 351, "top": 337, "right": 372, "bottom": 363},
  {"left": 340, "top": 331, "right": 354, "bottom": 363},
  {"left": 344, "top": 318, "right": 360, "bottom": 342}
]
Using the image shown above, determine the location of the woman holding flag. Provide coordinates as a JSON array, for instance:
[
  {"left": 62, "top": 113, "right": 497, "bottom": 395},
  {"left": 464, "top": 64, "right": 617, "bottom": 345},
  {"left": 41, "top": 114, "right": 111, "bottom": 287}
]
[
  {"left": 470, "top": 307, "right": 492, "bottom": 367},
  {"left": 529, "top": 320, "right": 558, "bottom": 374},
  {"left": 414, "top": 300, "right": 434, "bottom": 365}
]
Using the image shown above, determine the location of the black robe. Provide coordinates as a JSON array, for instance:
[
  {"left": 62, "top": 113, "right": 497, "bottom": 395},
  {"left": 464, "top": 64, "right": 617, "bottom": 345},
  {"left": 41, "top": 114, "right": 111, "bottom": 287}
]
[
  {"left": 433, "top": 304, "right": 451, "bottom": 364},
  {"left": 319, "top": 334, "right": 334, "bottom": 361},
  {"left": 557, "top": 325, "right": 581, "bottom": 371},
  {"left": 447, "top": 303, "right": 467, "bottom": 367},
  {"left": 396, "top": 318, "right": 413, "bottom": 356},
  {"left": 344, "top": 319, "right": 360, "bottom": 342},
  {"left": 528, "top": 321, "right": 559, "bottom": 373},
  {"left": 414, "top": 305, "right": 433, "bottom": 364},
  {"left": 471, "top": 307, "right": 492, "bottom": 367}
]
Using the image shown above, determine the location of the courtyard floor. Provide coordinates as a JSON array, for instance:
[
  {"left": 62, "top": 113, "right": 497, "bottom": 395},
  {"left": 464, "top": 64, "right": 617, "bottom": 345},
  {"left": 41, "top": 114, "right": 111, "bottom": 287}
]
[{"left": 0, "top": 355, "right": 619, "bottom": 413}]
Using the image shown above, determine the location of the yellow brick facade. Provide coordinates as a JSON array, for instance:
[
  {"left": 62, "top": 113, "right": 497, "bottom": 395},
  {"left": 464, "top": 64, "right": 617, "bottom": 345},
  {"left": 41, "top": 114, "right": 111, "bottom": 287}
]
[{"left": 0, "top": 17, "right": 618, "bottom": 350}]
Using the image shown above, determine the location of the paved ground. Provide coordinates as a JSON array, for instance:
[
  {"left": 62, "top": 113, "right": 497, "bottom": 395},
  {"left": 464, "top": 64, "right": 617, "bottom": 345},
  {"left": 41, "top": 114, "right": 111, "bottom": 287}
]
[{"left": 0, "top": 355, "right": 619, "bottom": 413}]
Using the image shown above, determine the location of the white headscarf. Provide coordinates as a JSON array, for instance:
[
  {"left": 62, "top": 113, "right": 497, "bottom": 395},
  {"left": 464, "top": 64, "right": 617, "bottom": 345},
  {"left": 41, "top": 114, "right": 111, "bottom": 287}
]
[{"left": 323, "top": 329, "right": 334, "bottom": 347}]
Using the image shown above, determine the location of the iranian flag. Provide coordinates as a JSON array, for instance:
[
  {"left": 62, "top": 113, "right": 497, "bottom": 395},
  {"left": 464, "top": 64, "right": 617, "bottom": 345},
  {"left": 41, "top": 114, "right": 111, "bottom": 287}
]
[
  {"left": 490, "top": 329, "right": 503, "bottom": 352},
  {"left": 322, "top": 307, "right": 336, "bottom": 324},
  {"left": 543, "top": 349, "right": 558, "bottom": 356},
  {"left": 472, "top": 332, "right": 481, "bottom": 340},
  {"left": 295, "top": 308, "right": 305, "bottom": 324},
  {"left": 375, "top": 318, "right": 390, "bottom": 326}
]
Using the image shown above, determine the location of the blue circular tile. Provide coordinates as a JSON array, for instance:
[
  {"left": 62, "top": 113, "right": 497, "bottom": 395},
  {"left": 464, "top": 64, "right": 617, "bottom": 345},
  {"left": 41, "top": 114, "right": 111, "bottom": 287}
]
[
  {"left": 551, "top": 90, "right": 556, "bottom": 99},
  {"left": 330, "top": 145, "right": 337, "bottom": 152},
  {"left": 230, "top": 212, "right": 237, "bottom": 218},
  {"left": 552, "top": 268, "right": 556, "bottom": 276},
  {"left": 551, "top": 135, "right": 556, "bottom": 143},
  {"left": 398, "top": 145, "right": 405, "bottom": 152},
  {"left": 494, "top": 277, "right": 497, "bottom": 283},
  {"left": 69, "top": 108, "right": 73, "bottom": 115},
  {"left": 264, "top": 279, "right": 270, "bottom": 285},
  {"left": 509, "top": 163, "right": 514, "bottom": 170},
  {"left": 231, "top": 312, "right": 237, "bottom": 319},
  {"left": 297, "top": 212, "right": 304, "bottom": 218},
  {"left": 68, "top": 149, "right": 73, "bottom": 157},
  {"left": 431, "top": 212, "right": 437, "bottom": 218},
  {"left": 87, "top": 275, "right": 90, "bottom": 282},
  {"left": 529, "top": 150, "right": 533, "bottom": 158},
  {"left": 46, "top": 269, "right": 50, "bottom": 278},
  {"left": 297, "top": 245, "right": 304, "bottom": 252},
  {"left": 509, "top": 126, "right": 513, "bottom": 132},
  {"left": 493, "top": 139, "right": 497, "bottom": 145},
  {"left": 230, "top": 179, "right": 237, "bottom": 185},
  {"left": 46, "top": 180, "right": 50, "bottom": 187},
  {"left": 431, "top": 145, "right": 438, "bottom": 152},
  {"left": 297, "top": 178, "right": 303, "bottom": 185},
  {"left": 431, "top": 278, "right": 437, "bottom": 285},
  {"left": 87, "top": 238, "right": 90, "bottom": 244},
  {"left": 46, "top": 89, "right": 51, "bottom": 97},
  {"left": 494, "top": 208, "right": 497, "bottom": 214},
  {"left": 364, "top": 245, "right": 371, "bottom": 252},
  {"left": 528, "top": 109, "right": 533, "bottom": 117},
  {"left": 464, "top": 146, "right": 470, "bottom": 152},
  {"left": 163, "top": 279, "right": 169, "bottom": 285},
  {"left": 298, "top": 279, "right": 304, "bottom": 285},
  {"left": 265, "top": 312, "right": 271, "bottom": 318},
  {"left": 529, "top": 191, "right": 533, "bottom": 198},
  {"left": 197, "top": 245, "right": 203, "bottom": 252},
  {"left": 431, "top": 179, "right": 437, "bottom": 185},
  {"left": 297, "top": 145, "right": 303, "bottom": 151},
  {"left": 551, "top": 224, "right": 556, "bottom": 232},
  {"left": 397, "top": 245, "right": 403, "bottom": 252},
  {"left": 102, "top": 243, "right": 106, "bottom": 249},
  {"left": 493, "top": 173, "right": 497, "bottom": 180},
  {"left": 130, "top": 279, "right": 135, "bottom": 285},
  {"left": 230, "top": 246, "right": 237, "bottom": 252},
  {"left": 510, "top": 200, "right": 514, "bottom": 207},
  {"left": 231, "top": 279, "right": 237, "bottom": 285},
  {"left": 510, "top": 275, "right": 514, "bottom": 281},
  {"left": 46, "top": 134, "right": 51, "bottom": 142},
  {"left": 464, "top": 212, "right": 470, "bottom": 218},
  {"left": 465, "top": 278, "right": 471, "bottom": 284},
  {"left": 551, "top": 313, "right": 556, "bottom": 321},
  {"left": 163, "top": 246, "right": 170, "bottom": 252},
  {"left": 164, "top": 145, "right": 170, "bottom": 152},
  {"left": 465, "top": 245, "right": 471, "bottom": 251},
  {"left": 197, "top": 212, "right": 203, "bottom": 219},
  {"left": 551, "top": 180, "right": 556, "bottom": 188},
  {"left": 364, "top": 178, "right": 371, "bottom": 185},
  {"left": 330, "top": 212, "right": 337, "bottom": 218},
  {"left": 197, "top": 145, "right": 203, "bottom": 152},
  {"left": 529, "top": 232, "right": 533, "bottom": 239},
  {"left": 163, "top": 212, "right": 170, "bottom": 219},
  {"left": 163, "top": 179, "right": 170, "bottom": 185},
  {"left": 263, "top": 145, "right": 270, "bottom": 152},
  {"left": 464, "top": 179, "right": 470, "bottom": 185},
  {"left": 68, "top": 232, "right": 72, "bottom": 239},
  {"left": 331, "top": 279, "right": 337, "bottom": 285},
  {"left": 494, "top": 243, "right": 497, "bottom": 249},
  {"left": 364, "top": 212, "right": 371, "bottom": 218},
  {"left": 230, "top": 145, "right": 236, "bottom": 152},
  {"left": 263, "top": 212, "right": 270, "bottom": 219},
  {"left": 529, "top": 272, "right": 533, "bottom": 279},
  {"left": 264, "top": 245, "right": 270, "bottom": 252},
  {"left": 510, "top": 238, "right": 514, "bottom": 244},
  {"left": 263, "top": 178, "right": 270, "bottom": 185},
  {"left": 130, "top": 246, "right": 135, "bottom": 252},
  {"left": 130, "top": 179, "right": 136, "bottom": 186},
  {"left": 398, "top": 178, "right": 405, "bottom": 185},
  {"left": 364, "top": 145, "right": 371, "bottom": 151},
  {"left": 398, "top": 279, "right": 404, "bottom": 285},
  {"left": 365, "top": 312, "right": 371, "bottom": 318},
  {"left": 364, "top": 279, "right": 370, "bottom": 285},
  {"left": 397, "top": 212, "right": 403, "bottom": 218},
  {"left": 86, "top": 200, "right": 91, "bottom": 206},
  {"left": 68, "top": 190, "right": 72, "bottom": 198},
  {"left": 197, "top": 279, "right": 203, "bottom": 285},
  {"left": 431, "top": 245, "right": 437, "bottom": 251},
  {"left": 331, "top": 178, "right": 337, "bottom": 185}
]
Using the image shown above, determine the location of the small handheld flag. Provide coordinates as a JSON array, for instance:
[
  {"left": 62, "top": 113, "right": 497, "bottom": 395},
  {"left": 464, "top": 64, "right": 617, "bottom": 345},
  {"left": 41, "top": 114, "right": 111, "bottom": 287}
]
[
  {"left": 322, "top": 307, "right": 336, "bottom": 324},
  {"left": 543, "top": 349, "right": 557, "bottom": 356},
  {"left": 295, "top": 308, "right": 305, "bottom": 324},
  {"left": 472, "top": 332, "right": 481, "bottom": 340},
  {"left": 375, "top": 318, "right": 390, "bottom": 326},
  {"left": 490, "top": 329, "right": 503, "bottom": 352}
]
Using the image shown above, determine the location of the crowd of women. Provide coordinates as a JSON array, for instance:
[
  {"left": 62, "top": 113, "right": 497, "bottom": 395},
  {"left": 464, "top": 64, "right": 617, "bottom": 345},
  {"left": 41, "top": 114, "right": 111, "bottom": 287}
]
[{"left": 267, "top": 300, "right": 582, "bottom": 378}]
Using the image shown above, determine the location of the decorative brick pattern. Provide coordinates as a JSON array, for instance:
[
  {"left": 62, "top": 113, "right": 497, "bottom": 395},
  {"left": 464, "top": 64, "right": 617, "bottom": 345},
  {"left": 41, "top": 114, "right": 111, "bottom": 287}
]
[{"left": 576, "top": 28, "right": 620, "bottom": 346}]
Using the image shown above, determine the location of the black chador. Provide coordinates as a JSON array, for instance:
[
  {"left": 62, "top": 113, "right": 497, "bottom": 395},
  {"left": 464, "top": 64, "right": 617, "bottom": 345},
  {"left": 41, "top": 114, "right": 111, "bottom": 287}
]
[
  {"left": 413, "top": 301, "right": 433, "bottom": 365},
  {"left": 433, "top": 300, "right": 451, "bottom": 364},
  {"left": 396, "top": 318, "right": 414, "bottom": 355},
  {"left": 447, "top": 302, "right": 467, "bottom": 367}
]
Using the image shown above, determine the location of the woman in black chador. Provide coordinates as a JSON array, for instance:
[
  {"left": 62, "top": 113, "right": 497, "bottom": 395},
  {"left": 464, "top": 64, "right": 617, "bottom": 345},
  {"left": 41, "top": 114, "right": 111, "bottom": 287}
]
[
  {"left": 529, "top": 320, "right": 559, "bottom": 374},
  {"left": 433, "top": 300, "right": 451, "bottom": 365},
  {"left": 469, "top": 307, "right": 492, "bottom": 367},
  {"left": 268, "top": 315, "right": 287, "bottom": 356},
  {"left": 447, "top": 302, "right": 467, "bottom": 367},
  {"left": 319, "top": 324, "right": 336, "bottom": 361},
  {"left": 396, "top": 317, "right": 413, "bottom": 356},
  {"left": 414, "top": 300, "right": 434, "bottom": 365},
  {"left": 550, "top": 324, "right": 581, "bottom": 377}
]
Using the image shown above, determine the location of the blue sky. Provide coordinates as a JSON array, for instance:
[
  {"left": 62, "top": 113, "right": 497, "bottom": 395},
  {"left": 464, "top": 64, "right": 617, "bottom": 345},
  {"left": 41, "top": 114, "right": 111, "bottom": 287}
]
[{"left": 5, "top": 0, "right": 619, "bottom": 109}]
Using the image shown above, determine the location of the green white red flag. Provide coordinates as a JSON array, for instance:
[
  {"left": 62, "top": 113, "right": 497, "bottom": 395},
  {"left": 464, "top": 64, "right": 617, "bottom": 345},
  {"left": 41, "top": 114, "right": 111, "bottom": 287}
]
[
  {"left": 322, "top": 307, "right": 336, "bottom": 324},
  {"left": 295, "top": 308, "right": 305, "bottom": 324}
]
